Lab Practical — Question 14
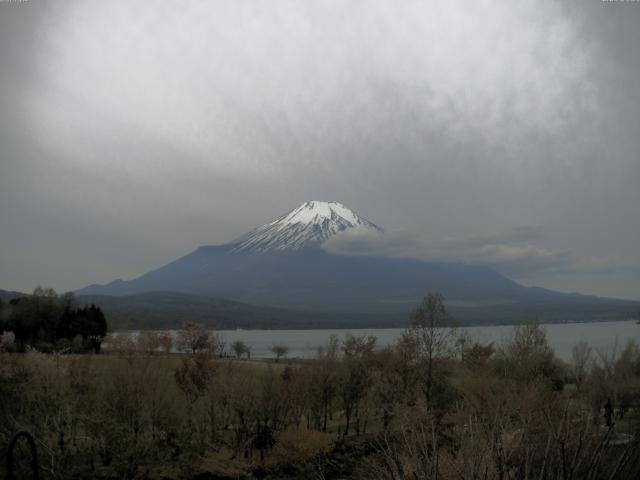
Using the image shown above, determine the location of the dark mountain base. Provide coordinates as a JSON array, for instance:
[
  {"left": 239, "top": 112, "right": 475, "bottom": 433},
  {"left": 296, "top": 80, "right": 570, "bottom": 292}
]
[{"left": 79, "top": 290, "right": 638, "bottom": 330}]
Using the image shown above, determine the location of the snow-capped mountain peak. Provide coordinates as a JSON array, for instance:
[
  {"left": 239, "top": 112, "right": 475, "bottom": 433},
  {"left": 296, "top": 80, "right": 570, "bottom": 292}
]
[{"left": 229, "top": 201, "right": 383, "bottom": 252}]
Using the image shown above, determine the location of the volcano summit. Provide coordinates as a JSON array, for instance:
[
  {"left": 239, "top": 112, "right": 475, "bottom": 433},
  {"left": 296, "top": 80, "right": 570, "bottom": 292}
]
[{"left": 229, "top": 201, "right": 382, "bottom": 253}]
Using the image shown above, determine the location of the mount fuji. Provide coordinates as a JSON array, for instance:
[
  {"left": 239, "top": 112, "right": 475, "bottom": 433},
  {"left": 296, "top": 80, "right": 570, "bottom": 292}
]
[
  {"left": 229, "top": 201, "right": 382, "bottom": 252},
  {"left": 76, "top": 201, "right": 639, "bottom": 326}
]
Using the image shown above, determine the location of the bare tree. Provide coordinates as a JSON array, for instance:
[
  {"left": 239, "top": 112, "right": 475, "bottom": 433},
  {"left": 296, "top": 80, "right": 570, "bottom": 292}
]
[
  {"left": 176, "top": 321, "right": 216, "bottom": 354},
  {"left": 408, "top": 293, "right": 456, "bottom": 405},
  {"left": 496, "top": 322, "right": 562, "bottom": 388},
  {"left": 305, "top": 335, "right": 340, "bottom": 431},
  {"left": 231, "top": 340, "right": 249, "bottom": 359},
  {"left": 157, "top": 331, "right": 173, "bottom": 354},
  {"left": 340, "top": 334, "right": 376, "bottom": 436},
  {"left": 271, "top": 343, "right": 289, "bottom": 362},
  {"left": 137, "top": 331, "right": 161, "bottom": 353},
  {"left": 572, "top": 340, "right": 592, "bottom": 388},
  {"left": 175, "top": 350, "right": 218, "bottom": 406}
]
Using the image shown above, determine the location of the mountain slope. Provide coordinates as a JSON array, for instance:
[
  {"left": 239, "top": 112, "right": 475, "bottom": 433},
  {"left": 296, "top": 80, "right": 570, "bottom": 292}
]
[
  {"left": 75, "top": 245, "right": 640, "bottom": 321},
  {"left": 76, "top": 291, "right": 389, "bottom": 330},
  {"left": 76, "top": 201, "right": 640, "bottom": 323},
  {"left": 77, "top": 290, "right": 640, "bottom": 330},
  {"left": 0, "top": 289, "right": 27, "bottom": 302}
]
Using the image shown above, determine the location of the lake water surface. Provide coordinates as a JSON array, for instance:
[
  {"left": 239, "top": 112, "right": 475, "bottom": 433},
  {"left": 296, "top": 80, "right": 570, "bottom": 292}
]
[{"left": 126, "top": 320, "right": 640, "bottom": 361}]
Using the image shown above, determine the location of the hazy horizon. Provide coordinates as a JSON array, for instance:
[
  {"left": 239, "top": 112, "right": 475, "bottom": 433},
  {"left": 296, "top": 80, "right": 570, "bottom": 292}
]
[{"left": 1, "top": 1, "right": 639, "bottom": 300}]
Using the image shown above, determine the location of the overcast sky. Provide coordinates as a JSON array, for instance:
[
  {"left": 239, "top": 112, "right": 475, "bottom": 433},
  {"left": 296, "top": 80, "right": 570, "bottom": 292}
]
[{"left": 1, "top": 0, "right": 639, "bottom": 300}]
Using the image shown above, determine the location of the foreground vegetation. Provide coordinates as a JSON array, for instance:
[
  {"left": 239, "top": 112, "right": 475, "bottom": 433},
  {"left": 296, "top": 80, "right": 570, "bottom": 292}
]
[{"left": 2, "top": 294, "right": 640, "bottom": 479}]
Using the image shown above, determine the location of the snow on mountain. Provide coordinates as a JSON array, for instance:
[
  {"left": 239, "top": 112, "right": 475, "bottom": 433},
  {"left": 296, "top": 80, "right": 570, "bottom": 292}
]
[{"left": 228, "top": 201, "right": 383, "bottom": 252}]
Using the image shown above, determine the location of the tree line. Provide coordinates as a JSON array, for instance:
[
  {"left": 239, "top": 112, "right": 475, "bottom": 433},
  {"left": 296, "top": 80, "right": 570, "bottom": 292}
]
[{"left": 0, "top": 286, "right": 107, "bottom": 353}]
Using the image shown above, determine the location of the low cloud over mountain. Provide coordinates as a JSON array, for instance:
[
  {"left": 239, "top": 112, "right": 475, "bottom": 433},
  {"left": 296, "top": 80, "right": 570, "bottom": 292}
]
[{"left": 323, "top": 225, "right": 570, "bottom": 279}]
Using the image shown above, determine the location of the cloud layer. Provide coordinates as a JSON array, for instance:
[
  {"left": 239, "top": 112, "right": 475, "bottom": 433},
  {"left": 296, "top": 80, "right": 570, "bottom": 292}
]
[
  {"left": 323, "top": 226, "right": 569, "bottom": 278},
  {"left": 0, "top": 1, "right": 639, "bottom": 299},
  {"left": 31, "top": 0, "right": 596, "bottom": 174}
]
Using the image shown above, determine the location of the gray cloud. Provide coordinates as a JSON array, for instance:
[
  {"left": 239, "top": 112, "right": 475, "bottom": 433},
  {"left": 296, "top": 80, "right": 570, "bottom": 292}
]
[
  {"left": 323, "top": 226, "right": 570, "bottom": 278},
  {"left": 1, "top": 0, "right": 639, "bottom": 299},
  {"left": 325, "top": 225, "right": 640, "bottom": 289}
]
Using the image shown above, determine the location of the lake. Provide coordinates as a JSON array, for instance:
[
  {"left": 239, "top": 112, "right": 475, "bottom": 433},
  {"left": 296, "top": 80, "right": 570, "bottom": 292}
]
[{"left": 121, "top": 320, "right": 640, "bottom": 361}]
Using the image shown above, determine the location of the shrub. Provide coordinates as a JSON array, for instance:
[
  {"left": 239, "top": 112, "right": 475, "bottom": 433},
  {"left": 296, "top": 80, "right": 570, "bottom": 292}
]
[{"left": 0, "top": 331, "right": 15, "bottom": 351}]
